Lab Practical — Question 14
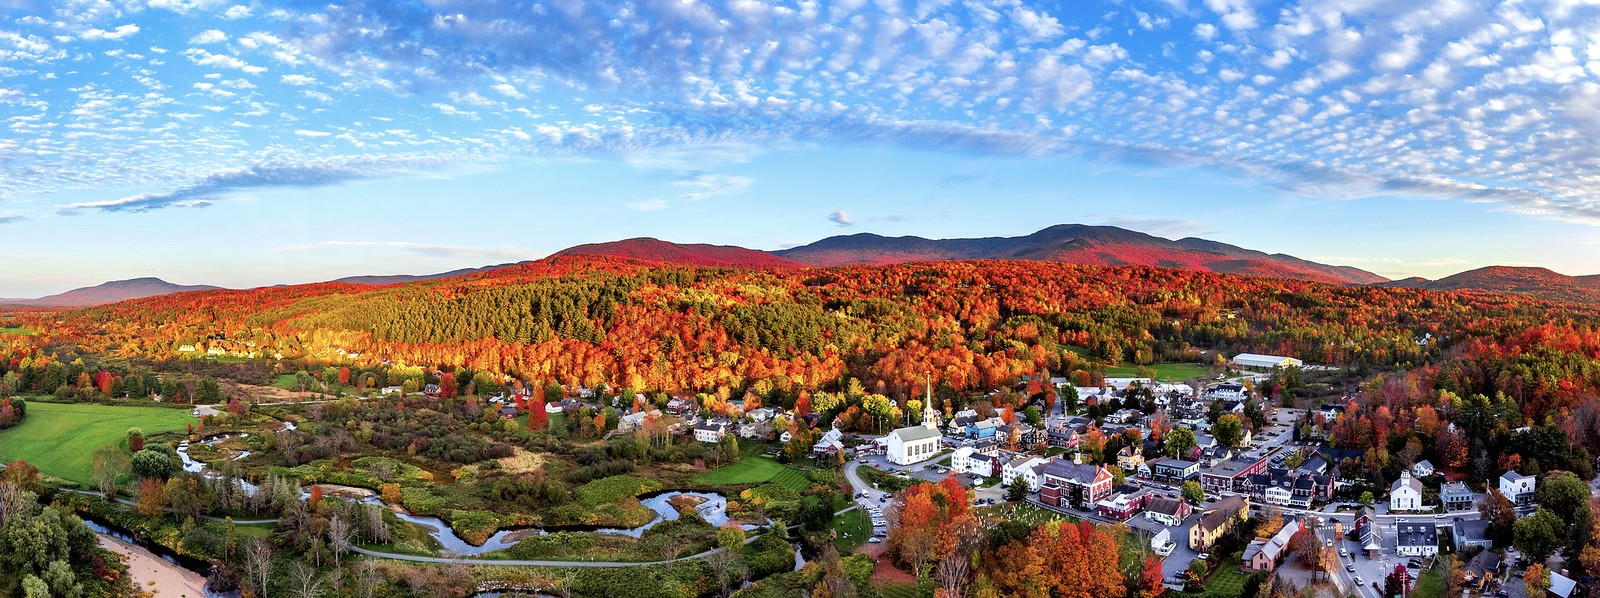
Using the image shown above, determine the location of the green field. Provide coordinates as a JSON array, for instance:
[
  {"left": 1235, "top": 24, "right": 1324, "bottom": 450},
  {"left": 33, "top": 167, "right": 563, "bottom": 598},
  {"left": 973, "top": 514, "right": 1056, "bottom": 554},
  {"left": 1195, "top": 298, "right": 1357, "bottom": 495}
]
[
  {"left": 1104, "top": 362, "right": 1210, "bottom": 382},
  {"left": 831, "top": 508, "right": 872, "bottom": 553},
  {"left": 0, "top": 402, "right": 196, "bottom": 484},
  {"left": 0, "top": 327, "right": 37, "bottom": 336},
  {"left": 693, "top": 454, "right": 811, "bottom": 490}
]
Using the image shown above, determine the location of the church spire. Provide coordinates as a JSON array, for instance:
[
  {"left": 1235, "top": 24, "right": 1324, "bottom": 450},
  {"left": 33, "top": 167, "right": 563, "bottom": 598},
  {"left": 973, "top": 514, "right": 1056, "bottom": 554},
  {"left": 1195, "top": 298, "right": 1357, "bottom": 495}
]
[{"left": 923, "top": 374, "right": 939, "bottom": 429}]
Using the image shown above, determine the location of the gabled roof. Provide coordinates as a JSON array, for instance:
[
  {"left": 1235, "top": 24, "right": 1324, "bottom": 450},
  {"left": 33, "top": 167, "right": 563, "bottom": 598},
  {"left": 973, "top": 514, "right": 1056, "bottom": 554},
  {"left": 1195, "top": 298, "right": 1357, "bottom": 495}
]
[
  {"left": 890, "top": 424, "right": 941, "bottom": 442},
  {"left": 1393, "top": 472, "right": 1423, "bottom": 494},
  {"left": 1197, "top": 495, "right": 1248, "bottom": 533},
  {"left": 1146, "top": 497, "right": 1188, "bottom": 518},
  {"left": 1042, "top": 460, "right": 1109, "bottom": 486}
]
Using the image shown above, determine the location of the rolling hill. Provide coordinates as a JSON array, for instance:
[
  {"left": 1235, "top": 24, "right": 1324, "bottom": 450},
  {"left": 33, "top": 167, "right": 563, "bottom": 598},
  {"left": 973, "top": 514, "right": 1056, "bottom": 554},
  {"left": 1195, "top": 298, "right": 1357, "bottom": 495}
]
[
  {"left": 772, "top": 224, "right": 1388, "bottom": 284},
  {"left": 1379, "top": 266, "right": 1600, "bottom": 304},
  {"left": 3, "top": 277, "right": 222, "bottom": 307},
  {"left": 555, "top": 237, "right": 803, "bottom": 269}
]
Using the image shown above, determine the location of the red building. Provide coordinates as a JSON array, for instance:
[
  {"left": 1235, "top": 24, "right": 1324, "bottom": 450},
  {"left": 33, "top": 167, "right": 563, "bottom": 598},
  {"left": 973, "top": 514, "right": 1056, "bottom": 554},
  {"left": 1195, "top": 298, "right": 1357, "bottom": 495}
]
[{"left": 1039, "top": 459, "right": 1115, "bottom": 510}]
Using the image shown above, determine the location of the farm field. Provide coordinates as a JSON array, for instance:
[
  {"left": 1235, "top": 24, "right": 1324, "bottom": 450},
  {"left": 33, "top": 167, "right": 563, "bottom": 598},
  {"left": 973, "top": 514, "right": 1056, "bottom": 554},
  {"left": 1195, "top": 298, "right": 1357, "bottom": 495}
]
[
  {"left": 1104, "top": 362, "right": 1210, "bottom": 382},
  {"left": 0, "top": 401, "right": 196, "bottom": 484},
  {"left": 693, "top": 454, "right": 812, "bottom": 490}
]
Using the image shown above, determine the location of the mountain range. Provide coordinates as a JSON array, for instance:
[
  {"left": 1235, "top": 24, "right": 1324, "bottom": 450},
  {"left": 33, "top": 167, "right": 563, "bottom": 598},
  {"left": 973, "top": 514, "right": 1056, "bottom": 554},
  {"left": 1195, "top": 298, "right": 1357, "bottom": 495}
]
[
  {"left": 0, "top": 278, "right": 221, "bottom": 307},
  {"left": 1379, "top": 266, "right": 1600, "bottom": 304},
  {"left": 6, "top": 225, "right": 1597, "bottom": 306}
]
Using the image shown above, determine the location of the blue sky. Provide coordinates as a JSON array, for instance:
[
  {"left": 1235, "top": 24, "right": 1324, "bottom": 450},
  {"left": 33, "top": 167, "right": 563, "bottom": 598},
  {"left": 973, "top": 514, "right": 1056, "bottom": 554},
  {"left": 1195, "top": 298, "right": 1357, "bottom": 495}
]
[{"left": 4, "top": 0, "right": 1600, "bottom": 297}]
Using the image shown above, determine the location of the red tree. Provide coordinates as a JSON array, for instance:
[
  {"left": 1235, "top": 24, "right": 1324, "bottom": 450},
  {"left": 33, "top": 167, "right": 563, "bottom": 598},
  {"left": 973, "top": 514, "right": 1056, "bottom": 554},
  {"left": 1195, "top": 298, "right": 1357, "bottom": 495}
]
[
  {"left": 308, "top": 485, "right": 324, "bottom": 510},
  {"left": 440, "top": 373, "right": 458, "bottom": 398},
  {"left": 529, "top": 398, "right": 548, "bottom": 430},
  {"left": 337, "top": 367, "right": 351, "bottom": 385}
]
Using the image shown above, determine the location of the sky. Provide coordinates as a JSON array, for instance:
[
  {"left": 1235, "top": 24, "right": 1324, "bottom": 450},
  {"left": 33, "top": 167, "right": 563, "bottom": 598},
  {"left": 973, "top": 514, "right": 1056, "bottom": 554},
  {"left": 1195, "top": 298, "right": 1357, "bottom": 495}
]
[{"left": 4, "top": 0, "right": 1600, "bottom": 297}]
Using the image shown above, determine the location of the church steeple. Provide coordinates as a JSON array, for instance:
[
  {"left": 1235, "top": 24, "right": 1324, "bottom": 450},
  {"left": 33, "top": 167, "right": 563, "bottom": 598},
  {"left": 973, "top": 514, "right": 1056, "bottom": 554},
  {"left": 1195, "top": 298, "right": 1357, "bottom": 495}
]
[{"left": 922, "top": 375, "right": 939, "bottom": 429}]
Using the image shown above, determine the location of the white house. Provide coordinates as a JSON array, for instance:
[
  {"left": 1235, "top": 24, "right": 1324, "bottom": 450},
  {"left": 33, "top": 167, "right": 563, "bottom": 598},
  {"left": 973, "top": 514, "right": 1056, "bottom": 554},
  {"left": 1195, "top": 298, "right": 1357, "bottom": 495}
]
[
  {"left": 1003, "top": 456, "right": 1049, "bottom": 489},
  {"left": 813, "top": 427, "right": 845, "bottom": 455},
  {"left": 1499, "top": 470, "right": 1537, "bottom": 507},
  {"left": 886, "top": 402, "right": 943, "bottom": 466},
  {"left": 1231, "top": 354, "right": 1304, "bottom": 371},
  {"left": 1390, "top": 471, "right": 1424, "bottom": 512},
  {"left": 1395, "top": 520, "right": 1439, "bottom": 558},
  {"left": 1410, "top": 460, "right": 1435, "bottom": 478},
  {"left": 693, "top": 421, "right": 727, "bottom": 443}
]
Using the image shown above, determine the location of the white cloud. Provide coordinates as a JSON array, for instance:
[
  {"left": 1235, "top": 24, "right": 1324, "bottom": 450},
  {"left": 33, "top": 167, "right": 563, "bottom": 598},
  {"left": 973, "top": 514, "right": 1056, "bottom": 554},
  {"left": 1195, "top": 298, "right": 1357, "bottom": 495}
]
[
  {"left": 189, "top": 30, "right": 227, "bottom": 45},
  {"left": 81, "top": 24, "right": 139, "bottom": 41},
  {"left": 828, "top": 210, "right": 853, "bottom": 227}
]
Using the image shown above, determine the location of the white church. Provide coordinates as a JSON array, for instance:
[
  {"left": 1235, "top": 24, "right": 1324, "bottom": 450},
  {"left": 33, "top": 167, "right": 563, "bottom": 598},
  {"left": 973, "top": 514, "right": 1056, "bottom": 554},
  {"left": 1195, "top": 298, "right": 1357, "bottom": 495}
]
[{"left": 886, "top": 400, "right": 943, "bottom": 465}]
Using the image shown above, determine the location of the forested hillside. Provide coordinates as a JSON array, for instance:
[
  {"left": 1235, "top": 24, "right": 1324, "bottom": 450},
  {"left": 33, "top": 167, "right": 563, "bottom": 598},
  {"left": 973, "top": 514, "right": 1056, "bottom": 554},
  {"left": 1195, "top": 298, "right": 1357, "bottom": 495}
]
[{"left": 10, "top": 256, "right": 1593, "bottom": 408}]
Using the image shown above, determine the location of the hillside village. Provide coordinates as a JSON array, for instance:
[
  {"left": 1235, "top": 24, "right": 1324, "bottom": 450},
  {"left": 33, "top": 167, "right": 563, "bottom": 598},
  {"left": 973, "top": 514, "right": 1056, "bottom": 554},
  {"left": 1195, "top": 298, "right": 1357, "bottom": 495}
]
[{"left": 578, "top": 352, "right": 1597, "bottom": 598}]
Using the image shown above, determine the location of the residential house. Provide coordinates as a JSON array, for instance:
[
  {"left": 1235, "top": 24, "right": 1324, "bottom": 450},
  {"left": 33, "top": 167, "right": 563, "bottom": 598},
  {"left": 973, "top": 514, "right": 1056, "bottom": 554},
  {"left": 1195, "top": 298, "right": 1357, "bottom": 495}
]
[
  {"left": 1411, "top": 459, "right": 1435, "bottom": 478},
  {"left": 1395, "top": 520, "right": 1440, "bottom": 558},
  {"left": 1002, "top": 456, "right": 1049, "bottom": 490},
  {"left": 1107, "top": 409, "right": 1141, "bottom": 425},
  {"left": 1046, "top": 423, "right": 1082, "bottom": 449},
  {"left": 1548, "top": 572, "right": 1578, "bottom": 598},
  {"left": 1391, "top": 471, "right": 1425, "bottom": 512},
  {"left": 1189, "top": 495, "right": 1250, "bottom": 550},
  {"left": 1201, "top": 456, "right": 1269, "bottom": 494},
  {"left": 1152, "top": 459, "right": 1200, "bottom": 482},
  {"left": 1117, "top": 445, "right": 1146, "bottom": 472},
  {"left": 952, "top": 446, "right": 999, "bottom": 477},
  {"left": 813, "top": 427, "right": 845, "bottom": 455},
  {"left": 1096, "top": 486, "right": 1152, "bottom": 520},
  {"left": 693, "top": 421, "right": 728, "bottom": 443},
  {"left": 1453, "top": 519, "right": 1493, "bottom": 552},
  {"left": 617, "top": 409, "right": 658, "bottom": 433},
  {"left": 886, "top": 403, "right": 943, "bottom": 465},
  {"left": 1441, "top": 481, "right": 1477, "bottom": 512},
  {"left": 1039, "top": 459, "right": 1115, "bottom": 510},
  {"left": 1206, "top": 383, "right": 1247, "bottom": 401},
  {"left": 666, "top": 397, "right": 697, "bottom": 416},
  {"left": 1499, "top": 470, "right": 1537, "bottom": 507},
  {"left": 1243, "top": 518, "right": 1303, "bottom": 573},
  {"left": 1005, "top": 422, "right": 1041, "bottom": 447},
  {"left": 1461, "top": 551, "right": 1501, "bottom": 592},
  {"left": 967, "top": 416, "right": 1004, "bottom": 439},
  {"left": 1144, "top": 497, "right": 1192, "bottom": 527}
]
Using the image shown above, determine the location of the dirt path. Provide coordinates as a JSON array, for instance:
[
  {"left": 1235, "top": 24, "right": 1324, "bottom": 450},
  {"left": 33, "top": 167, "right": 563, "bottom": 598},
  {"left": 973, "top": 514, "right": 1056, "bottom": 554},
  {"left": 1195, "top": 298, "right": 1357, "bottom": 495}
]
[{"left": 97, "top": 534, "right": 208, "bottom": 598}]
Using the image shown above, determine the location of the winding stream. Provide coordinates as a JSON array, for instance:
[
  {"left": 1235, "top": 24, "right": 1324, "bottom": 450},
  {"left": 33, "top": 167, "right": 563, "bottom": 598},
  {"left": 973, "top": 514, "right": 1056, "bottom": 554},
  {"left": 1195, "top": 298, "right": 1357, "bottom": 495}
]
[{"left": 174, "top": 435, "right": 760, "bottom": 557}]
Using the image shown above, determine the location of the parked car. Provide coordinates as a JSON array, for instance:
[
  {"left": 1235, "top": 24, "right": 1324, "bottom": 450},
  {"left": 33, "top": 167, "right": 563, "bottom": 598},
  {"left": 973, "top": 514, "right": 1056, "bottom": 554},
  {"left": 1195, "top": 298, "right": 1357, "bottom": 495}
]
[
  {"left": 1353, "top": 577, "right": 1363, "bottom": 586},
  {"left": 1346, "top": 564, "right": 1356, "bottom": 572},
  {"left": 868, "top": 537, "right": 882, "bottom": 544}
]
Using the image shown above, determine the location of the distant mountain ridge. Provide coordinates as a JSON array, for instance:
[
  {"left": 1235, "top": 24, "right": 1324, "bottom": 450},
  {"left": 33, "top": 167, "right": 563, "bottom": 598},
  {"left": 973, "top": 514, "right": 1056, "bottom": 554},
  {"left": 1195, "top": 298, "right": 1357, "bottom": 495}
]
[
  {"left": 773, "top": 224, "right": 1389, "bottom": 285},
  {"left": 1380, "top": 266, "right": 1600, "bottom": 304},
  {"left": 3, "top": 278, "right": 221, "bottom": 307},
  {"left": 555, "top": 237, "right": 803, "bottom": 269},
  {"left": 332, "top": 263, "right": 528, "bottom": 285}
]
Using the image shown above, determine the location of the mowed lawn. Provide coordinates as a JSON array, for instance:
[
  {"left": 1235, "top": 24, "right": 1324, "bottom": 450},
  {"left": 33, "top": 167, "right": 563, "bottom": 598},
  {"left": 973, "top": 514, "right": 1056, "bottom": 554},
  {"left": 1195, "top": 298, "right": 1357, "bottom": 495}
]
[
  {"left": 1104, "top": 362, "right": 1210, "bottom": 382},
  {"left": 694, "top": 455, "right": 812, "bottom": 490},
  {"left": 0, "top": 402, "right": 196, "bottom": 484}
]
